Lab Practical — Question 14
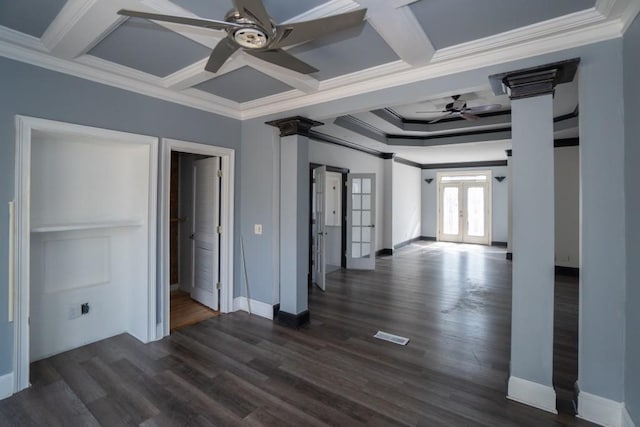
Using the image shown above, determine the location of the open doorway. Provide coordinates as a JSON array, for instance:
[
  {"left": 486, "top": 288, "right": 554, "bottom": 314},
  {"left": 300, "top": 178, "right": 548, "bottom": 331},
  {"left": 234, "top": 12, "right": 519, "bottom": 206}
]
[
  {"left": 168, "top": 151, "right": 221, "bottom": 331},
  {"left": 159, "top": 139, "right": 235, "bottom": 338},
  {"left": 309, "top": 164, "right": 348, "bottom": 290}
]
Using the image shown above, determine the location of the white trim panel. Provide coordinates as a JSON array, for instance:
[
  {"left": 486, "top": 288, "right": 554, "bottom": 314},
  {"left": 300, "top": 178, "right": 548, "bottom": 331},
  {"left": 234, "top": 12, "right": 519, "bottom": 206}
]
[
  {"left": 507, "top": 376, "right": 558, "bottom": 414},
  {"left": 233, "top": 297, "right": 274, "bottom": 320},
  {"left": 578, "top": 391, "right": 627, "bottom": 427},
  {"left": 0, "top": 372, "right": 13, "bottom": 400}
]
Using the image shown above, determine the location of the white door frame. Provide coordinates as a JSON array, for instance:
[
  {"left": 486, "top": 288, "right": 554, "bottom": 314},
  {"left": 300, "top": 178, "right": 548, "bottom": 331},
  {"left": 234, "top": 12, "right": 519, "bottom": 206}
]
[
  {"left": 12, "top": 116, "right": 158, "bottom": 394},
  {"left": 436, "top": 170, "right": 492, "bottom": 244},
  {"left": 159, "top": 138, "right": 235, "bottom": 338}
]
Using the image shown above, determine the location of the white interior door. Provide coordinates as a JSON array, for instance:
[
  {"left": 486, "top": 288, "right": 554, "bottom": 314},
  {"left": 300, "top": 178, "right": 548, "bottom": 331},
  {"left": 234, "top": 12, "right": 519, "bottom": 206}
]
[
  {"left": 191, "top": 157, "right": 220, "bottom": 310},
  {"left": 313, "top": 166, "right": 327, "bottom": 290},
  {"left": 438, "top": 174, "right": 491, "bottom": 245},
  {"left": 347, "top": 173, "right": 376, "bottom": 270}
]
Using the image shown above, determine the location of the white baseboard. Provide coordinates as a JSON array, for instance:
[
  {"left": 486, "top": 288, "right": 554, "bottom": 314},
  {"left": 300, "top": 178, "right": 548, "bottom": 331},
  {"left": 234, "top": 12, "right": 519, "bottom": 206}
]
[
  {"left": 623, "top": 406, "right": 637, "bottom": 427},
  {"left": 233, "top": 297, "right": 273, "bottom": 320},
  {"left": 0, "top": 372, "right": 14, "bottom": 400},
  {"left": 507, "top": 376, "right": 557, "bottom": 414},
  {"left": 578, "top": 390, "right": 626, "bottom": 426}
]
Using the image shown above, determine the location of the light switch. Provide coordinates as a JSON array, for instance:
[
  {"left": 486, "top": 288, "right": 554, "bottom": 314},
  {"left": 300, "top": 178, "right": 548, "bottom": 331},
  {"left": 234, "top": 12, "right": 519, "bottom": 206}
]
[{"left": 254, "top": 224, "right": 262, "bottom": 235}]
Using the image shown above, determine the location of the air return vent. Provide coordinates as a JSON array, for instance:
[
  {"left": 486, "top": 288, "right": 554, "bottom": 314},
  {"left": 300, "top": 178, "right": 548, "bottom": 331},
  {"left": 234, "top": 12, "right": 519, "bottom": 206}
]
[{"left": 374, "top": 331, "right": 410, "bottom": 346}]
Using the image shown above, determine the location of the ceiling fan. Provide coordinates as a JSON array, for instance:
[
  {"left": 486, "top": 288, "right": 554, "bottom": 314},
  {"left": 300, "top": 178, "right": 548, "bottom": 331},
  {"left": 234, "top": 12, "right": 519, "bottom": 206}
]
[
  {"left": 117, "top": 1, "right": 367, "bottom": 75},
  {"left": 416, "top": 95, "right": 502, "bottom": 124}
]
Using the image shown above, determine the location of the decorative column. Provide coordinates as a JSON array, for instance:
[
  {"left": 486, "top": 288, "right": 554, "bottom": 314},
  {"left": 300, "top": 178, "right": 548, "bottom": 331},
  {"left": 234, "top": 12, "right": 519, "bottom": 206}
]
[
  {"left": 382, "top": 153, "right": 395, "bottom": 254},
  {"left": 266, "top": 116, "right": 322, "bottom": 328},
  {"left": 506, "top": 149, "right": 513, "bottom": 260},
  {"left": 490, "top": 58, "right": 579, "bottom": 414}
]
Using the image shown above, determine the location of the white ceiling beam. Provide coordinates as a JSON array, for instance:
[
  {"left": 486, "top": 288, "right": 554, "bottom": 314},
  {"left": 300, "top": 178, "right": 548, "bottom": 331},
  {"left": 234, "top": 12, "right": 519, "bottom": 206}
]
[
  {"left": 242, "top": 55, "right": 320, "bottom": 93},
  {"left": 163, "top": 55, "right": 246, "bottom": 90},
  {"left": 355, "top": 0, "right": 435, "bottom": 66},
  {"left": 41, "top": 0, "right": 131, "bottom": 59}
]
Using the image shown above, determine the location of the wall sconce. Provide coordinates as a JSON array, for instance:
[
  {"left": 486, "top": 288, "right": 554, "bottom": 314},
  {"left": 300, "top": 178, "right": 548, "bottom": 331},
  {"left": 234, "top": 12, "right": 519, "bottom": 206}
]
[
  {"left": 424, "top": 178, "right": 434, "bottom": 184},
  {"left": 495, "top": 176, "right": 506, "bottom": 182}
]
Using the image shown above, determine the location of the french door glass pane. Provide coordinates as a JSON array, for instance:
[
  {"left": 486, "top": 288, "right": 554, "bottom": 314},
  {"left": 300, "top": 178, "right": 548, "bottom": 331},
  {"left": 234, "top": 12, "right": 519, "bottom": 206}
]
[
  {"left": 352, "top": 195, "right": 361, "bottom": 209},
  {"left": 362, "top": 210, "right": 371, "bottom": 225},
  {"left": 352, "top": 210, "right": 361, "bottom": 226},
  {"left": 352, "top": 243, "right": 361, "bottom": 258},
  {"left": 467, "top": 187, "right": 485, "bottom": 236},
  {"left": 361, "top": 243, "right": 370, "bottom": 257},
  {"left": 443, "top": 187, "right": 459, "bottom": 235},
  {"left": 362, "top": 226, "right": 371, "bottom": 242},
  {"left": 352, "top": 178, "right": 361, "bottom": 194},
  {"left": 362, "top": 178, "right": 371, "bottom": 193},
  {"left": 352, "top": 226, "right": 361, "bottom": 242},
  {"left": 362, "top": 195, "right": 371, "bottom": 210}
]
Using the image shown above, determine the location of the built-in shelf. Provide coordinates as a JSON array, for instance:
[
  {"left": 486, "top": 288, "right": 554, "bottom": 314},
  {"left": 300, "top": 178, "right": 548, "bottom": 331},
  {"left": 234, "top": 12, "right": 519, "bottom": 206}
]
[{"left": 31, "top": 220, "right": 143, "bottom": 233}]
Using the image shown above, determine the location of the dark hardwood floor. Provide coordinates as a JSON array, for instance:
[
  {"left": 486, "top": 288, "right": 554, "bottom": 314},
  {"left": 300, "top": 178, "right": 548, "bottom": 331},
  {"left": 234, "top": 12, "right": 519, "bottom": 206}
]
[{"left": 0, "top": 241, "right": 593, "bottom": 426}]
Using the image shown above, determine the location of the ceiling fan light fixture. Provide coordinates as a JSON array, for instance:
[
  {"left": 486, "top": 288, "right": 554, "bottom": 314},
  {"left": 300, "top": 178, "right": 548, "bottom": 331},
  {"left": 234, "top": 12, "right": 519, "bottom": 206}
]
[{"left": 233, "top": 28, "right": 269, "bottom": 49}]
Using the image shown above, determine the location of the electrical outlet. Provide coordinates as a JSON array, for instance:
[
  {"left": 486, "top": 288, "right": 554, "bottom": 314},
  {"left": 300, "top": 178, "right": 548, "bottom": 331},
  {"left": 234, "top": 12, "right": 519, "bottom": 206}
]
[{"left": 254, "top": 224, "right": 262, "bottom": 235}]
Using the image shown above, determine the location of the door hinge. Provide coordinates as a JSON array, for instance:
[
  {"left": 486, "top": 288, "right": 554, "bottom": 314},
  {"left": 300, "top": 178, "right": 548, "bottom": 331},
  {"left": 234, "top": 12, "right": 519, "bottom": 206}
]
[
  {"left": 216, "top": 282, "right": 221, "bottom": 290},
  {"left": 217, "top": 170, "right": 223, "bottom": 178},
  {"left": 217, "top": 225, "right": 222, "bottom": 234}
]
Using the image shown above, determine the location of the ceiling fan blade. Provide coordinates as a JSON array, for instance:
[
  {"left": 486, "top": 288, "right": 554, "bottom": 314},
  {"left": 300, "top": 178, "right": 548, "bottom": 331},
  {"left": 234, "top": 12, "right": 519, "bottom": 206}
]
[
  {"left": 416, "top": 110, "right": 446, "bottom": 114},
  {"left": 232, "top": 0, "right": 273, "bottom": 29},
  {"left": 465, "top": 103, "right": 502, "bottom": 114},
  {"left": 460, "top": 112, "right": 480, "bottom": 121},
  {"left": 247, "top": 49, "right": 318, "bottom": 74},
  {"left": 428, "top": 112, "right": 454, "bottom": 124},
  {"left": 117, "top": 9, "right": 238, "bottom": 31},
  {"left": 273, "top": 8, "right": 367, "bottom": 48},
  {"left": 205, "top": 38, "right": 240, "bottom": 73}
]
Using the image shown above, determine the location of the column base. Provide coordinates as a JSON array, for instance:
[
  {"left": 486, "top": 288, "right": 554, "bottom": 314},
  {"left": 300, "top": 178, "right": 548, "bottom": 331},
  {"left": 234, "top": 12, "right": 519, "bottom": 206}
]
[
  {"left": 507, "top": 376, "right": 557, "bottom": 414},
  {"left": 276, "top": 310, "right": 310, "bottom": 328}
]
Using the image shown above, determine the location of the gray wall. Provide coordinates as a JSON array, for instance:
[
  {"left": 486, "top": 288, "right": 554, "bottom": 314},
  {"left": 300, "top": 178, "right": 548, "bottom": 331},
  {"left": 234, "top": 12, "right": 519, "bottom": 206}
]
[
  {"left": 421, "top": 166, "right": 508, "bottom": 242},
  {"left": 624, "top": 14, "right": 640, "bottom": 422},
  {"left": 392, "top": 162, "right": 422, "bottom": 246},
  {"left": 0, "top": 57, "right": 241, "bottom": 376},
  {"left": 238, "top": 119, "right": 280, "bottom": 304}
]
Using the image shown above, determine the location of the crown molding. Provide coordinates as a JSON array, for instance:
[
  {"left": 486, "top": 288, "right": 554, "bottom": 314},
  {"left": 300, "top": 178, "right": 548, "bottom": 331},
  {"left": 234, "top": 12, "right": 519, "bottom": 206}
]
[{"left": 0, "top": 39, "right": 240, "bottom": 119}]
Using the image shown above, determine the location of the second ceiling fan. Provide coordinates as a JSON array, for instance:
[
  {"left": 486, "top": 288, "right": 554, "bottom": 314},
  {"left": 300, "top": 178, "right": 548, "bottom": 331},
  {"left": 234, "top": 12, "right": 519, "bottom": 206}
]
[
  {"left": 417, "top": 95, "right": 502, "bottom": 124},
  {"left": 118, "top": 0, "right": 367, "bottom": 75}
]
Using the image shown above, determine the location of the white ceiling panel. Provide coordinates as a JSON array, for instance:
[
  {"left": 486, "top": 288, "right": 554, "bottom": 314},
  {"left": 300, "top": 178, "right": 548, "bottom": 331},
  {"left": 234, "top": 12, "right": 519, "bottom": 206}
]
[{"left": 194, "top": 66, "right": 294, "bottom": 102}]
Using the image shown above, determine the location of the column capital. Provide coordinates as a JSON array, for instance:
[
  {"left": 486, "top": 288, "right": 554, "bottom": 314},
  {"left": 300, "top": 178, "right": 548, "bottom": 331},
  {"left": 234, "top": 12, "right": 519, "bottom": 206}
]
[
  {"left": 489, "top": 58, "right": 580, "bottom": 100},
  {"left": 265, "top": 116, "right": 323, "bottom": 137}
]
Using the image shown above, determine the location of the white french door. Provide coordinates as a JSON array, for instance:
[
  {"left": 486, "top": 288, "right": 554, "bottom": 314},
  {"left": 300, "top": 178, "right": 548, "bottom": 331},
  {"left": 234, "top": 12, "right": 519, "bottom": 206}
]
[
  {"left": 438, "top": 173, "right": 491, "bottom": 245},
  {"left": 312, "top": 166, "right": 327, "bottom": 290},
  {"left": 347, "top": 173, "right": 376, "bottom": 270}
]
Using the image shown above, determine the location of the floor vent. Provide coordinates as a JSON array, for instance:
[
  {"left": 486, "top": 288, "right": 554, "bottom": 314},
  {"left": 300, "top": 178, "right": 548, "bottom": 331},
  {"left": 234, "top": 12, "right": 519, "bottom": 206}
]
[{"left": 374, "top": 331, "right": 410, "bottom": 346}]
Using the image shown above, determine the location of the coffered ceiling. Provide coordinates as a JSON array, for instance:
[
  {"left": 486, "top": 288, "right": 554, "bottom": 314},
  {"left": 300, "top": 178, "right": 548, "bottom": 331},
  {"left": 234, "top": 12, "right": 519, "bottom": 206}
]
[{"left": 0, "top": 0, "right": 637, "bottom": 163}]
